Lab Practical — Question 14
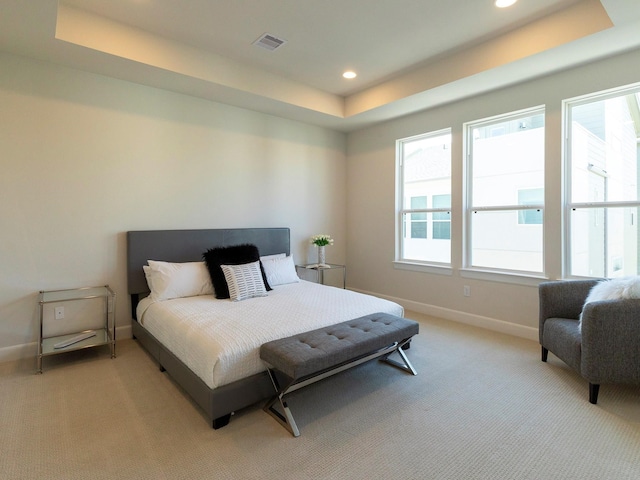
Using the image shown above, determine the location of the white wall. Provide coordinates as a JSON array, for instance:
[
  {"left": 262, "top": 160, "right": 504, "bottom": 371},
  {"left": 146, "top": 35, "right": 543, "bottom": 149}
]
[
  {"left": 0, "top": 53, "right": 347, "bottom": 362},
  {"left": 346, "top": 47, "right": 640, "bottom": 339},
  {"left": 4, "top": 45, "right": 640, "bottom": 363}
]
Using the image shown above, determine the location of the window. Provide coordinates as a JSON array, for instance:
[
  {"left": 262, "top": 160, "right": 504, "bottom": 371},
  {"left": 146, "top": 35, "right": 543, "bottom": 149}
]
[
  {"left": 397, "top": 129, "right": 452, "bottom": 264},
  {"left": 565, "top": 85, "right": 640, "bottom": 278},
  {"left": 465, "top": 107, "right": 545, "bottom": 273}
]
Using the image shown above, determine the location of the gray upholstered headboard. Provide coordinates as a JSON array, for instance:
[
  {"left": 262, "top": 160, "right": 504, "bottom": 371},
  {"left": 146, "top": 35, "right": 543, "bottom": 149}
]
[{"left": 126, "top": 227, "right": 290, "bottom": 315}]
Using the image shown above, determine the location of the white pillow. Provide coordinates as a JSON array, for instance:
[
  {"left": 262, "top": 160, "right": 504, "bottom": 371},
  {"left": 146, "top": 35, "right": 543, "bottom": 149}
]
[
  {"left": 146, "top": 260, "right": 214, "bottom": 301},
  {"left": 220, "top": 261, "right": 268, "bottom": 301},
  {"left": 261, "top": 255, "right": 299, "bottom": 286},
  {"left": 143, "top": 265, "right": 154, "bottom": 291},
  {"left": 260, "top": 253, "right": 286, "bottom": 261}
]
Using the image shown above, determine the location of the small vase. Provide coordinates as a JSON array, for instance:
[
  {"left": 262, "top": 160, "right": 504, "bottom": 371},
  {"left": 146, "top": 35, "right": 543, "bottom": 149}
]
[{"left": 317, "top": 245, "right": 327, "bottom": 267}]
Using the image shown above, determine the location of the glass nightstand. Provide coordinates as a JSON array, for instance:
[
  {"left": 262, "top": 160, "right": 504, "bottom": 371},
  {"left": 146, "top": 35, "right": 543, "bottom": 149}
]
[
  {"left": 295, "top": 263, "right": 346, "bottom": 289},
  {"left": 37, "top": 285, "right": 116, "bottom": 373}
]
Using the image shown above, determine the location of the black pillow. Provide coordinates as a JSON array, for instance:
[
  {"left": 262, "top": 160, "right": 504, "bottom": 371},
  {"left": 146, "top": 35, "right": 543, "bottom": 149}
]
[{"left": 203, "top": 243, "right": 272, "bottom": 299}]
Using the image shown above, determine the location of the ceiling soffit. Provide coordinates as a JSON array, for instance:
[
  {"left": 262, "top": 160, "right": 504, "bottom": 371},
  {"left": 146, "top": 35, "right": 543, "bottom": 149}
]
[{"left": 37, "top": 1, "right": 635, "bottom": 131}]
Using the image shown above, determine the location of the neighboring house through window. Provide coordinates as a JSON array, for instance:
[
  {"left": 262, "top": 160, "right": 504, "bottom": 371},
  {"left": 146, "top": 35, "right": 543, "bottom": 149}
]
[
  {"left": 409, "top": 196, "right": 427, "bottom": 239},
  {"left": 518, "top": 188, "right": 544, "bottom": 225},
  {"left": 433, "top": 194, "right": 452, "bottom": 239}
]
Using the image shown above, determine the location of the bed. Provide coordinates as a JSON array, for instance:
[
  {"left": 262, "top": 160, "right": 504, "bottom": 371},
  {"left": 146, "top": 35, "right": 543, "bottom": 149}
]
[{"left": 126, "top": 228, "right": 404, "bottom": 429}]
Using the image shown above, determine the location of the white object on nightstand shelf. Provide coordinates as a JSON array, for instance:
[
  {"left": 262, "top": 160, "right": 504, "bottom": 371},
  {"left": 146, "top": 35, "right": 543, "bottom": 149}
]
[
  {"left": 37, "top": 285, "right": 116, "bottom": 373},
  {"left": 53, "top": 331, "right": 97, "bottom": 349}
]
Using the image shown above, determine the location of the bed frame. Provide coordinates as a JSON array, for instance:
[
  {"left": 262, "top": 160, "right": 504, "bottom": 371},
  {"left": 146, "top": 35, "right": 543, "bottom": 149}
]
[{"left": 126, "top": 227, "right": 290, "bottom": 429}]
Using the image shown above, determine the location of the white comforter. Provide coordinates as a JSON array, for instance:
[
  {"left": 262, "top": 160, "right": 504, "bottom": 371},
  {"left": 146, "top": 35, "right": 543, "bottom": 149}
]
[{"left": 137, "top": 280, "right": 404, "bottom": 389}]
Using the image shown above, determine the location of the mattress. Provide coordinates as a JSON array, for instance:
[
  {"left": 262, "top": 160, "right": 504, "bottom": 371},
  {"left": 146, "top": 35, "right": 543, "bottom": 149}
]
[{"left": 136, "top": 280, "right": 404, "bottom": 389}]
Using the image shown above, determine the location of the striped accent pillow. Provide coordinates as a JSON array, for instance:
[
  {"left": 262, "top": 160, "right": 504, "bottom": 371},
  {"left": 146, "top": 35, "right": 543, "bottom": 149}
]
[{"left": 220, "top": 261, "right": 268, "bottom": 301}]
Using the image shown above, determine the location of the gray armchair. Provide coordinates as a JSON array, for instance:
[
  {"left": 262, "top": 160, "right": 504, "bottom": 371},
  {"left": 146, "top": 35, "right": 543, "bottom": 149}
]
[{"left": 539, "top": 279, "right": 640, "bottom": 404}]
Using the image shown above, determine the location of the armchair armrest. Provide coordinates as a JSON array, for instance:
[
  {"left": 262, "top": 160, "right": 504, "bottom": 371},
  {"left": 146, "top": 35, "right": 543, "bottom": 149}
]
[
  {"left": 538, "top": 280, "right": 599, "bottom": 343},
  {"left": 581, "top": 298, "right": 640, "bottom": 384}
]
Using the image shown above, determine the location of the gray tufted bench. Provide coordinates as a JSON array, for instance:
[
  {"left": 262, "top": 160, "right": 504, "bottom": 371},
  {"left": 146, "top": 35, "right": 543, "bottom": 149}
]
[{"left": 259, "top": 312, "right": 419, "bottom": 436}]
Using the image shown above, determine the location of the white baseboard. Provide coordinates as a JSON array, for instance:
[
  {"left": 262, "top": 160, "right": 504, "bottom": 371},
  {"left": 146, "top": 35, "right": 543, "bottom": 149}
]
[
  {"left": 0, "top": 324, "right": 133, "bottom": 365},
  {"left": 0, "top": 342, "right": 38, "bottom": 365},
  {"left": 351, "top": 288, "right": 539, "bottom": 342}
]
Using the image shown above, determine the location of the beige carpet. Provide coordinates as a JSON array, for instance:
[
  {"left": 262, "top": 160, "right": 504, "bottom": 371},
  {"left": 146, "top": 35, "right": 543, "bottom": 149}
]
[{"left": 1, "top": 312, "right": 639, "bottom": 480}]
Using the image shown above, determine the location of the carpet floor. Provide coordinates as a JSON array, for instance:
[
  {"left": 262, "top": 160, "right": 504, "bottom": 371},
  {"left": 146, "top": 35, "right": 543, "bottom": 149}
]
[{"left": 1, "top": 312, "right": 639, "bottom": 479}]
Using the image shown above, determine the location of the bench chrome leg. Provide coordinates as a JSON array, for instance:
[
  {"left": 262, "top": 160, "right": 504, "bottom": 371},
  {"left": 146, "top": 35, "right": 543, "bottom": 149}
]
[
  {"left": 264, "top": 369, "right": 300, "bottom": 437},
  {"left": 380, "top": 338, "right": 418, "bottom": 375}
]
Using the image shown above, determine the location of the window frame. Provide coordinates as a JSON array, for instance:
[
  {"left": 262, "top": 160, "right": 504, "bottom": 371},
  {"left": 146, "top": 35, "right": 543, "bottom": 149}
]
[{"left": 396, "top": 128, "right": 452, "bottom": 269}]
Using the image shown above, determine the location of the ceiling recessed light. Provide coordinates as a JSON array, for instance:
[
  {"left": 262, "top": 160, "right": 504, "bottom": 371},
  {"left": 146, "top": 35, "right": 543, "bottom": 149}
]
[
  {"left": 495, "top": 0, "right": 517, "bottom": 7},
  {"left": 343, "top": 71, "right": 357, "bottom": 79}
]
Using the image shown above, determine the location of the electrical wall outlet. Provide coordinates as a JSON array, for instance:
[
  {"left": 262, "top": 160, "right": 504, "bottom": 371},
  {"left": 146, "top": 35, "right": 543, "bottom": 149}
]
[
  {"left": 54, "top": 306, "right": 65, "bottom": 320},
  {"left": 463, "top": 285, "right": 471, "bottom": 297}
]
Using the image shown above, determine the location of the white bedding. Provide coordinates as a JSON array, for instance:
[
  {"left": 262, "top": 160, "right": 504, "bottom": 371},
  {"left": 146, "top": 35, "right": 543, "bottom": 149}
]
[{"left": 136, "top": 280, "right": 404, "bottom": 389}]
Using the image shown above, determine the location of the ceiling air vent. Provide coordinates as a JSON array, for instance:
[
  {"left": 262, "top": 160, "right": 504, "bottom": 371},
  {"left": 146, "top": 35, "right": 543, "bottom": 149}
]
[{"left": 253, "top": 33, "right": 287, "bottom": 51}]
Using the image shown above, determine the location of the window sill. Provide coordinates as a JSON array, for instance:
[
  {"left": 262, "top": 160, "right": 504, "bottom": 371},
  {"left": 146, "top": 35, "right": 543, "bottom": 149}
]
[
  {"left": 393, "top": 262, "right": 550, "bottom": 286},
  {"left": 393, "top": 261, "right": 453, "bottom": 276},
  {"left": 459, "top": 268, "right": 547, "bottom": 286}
]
